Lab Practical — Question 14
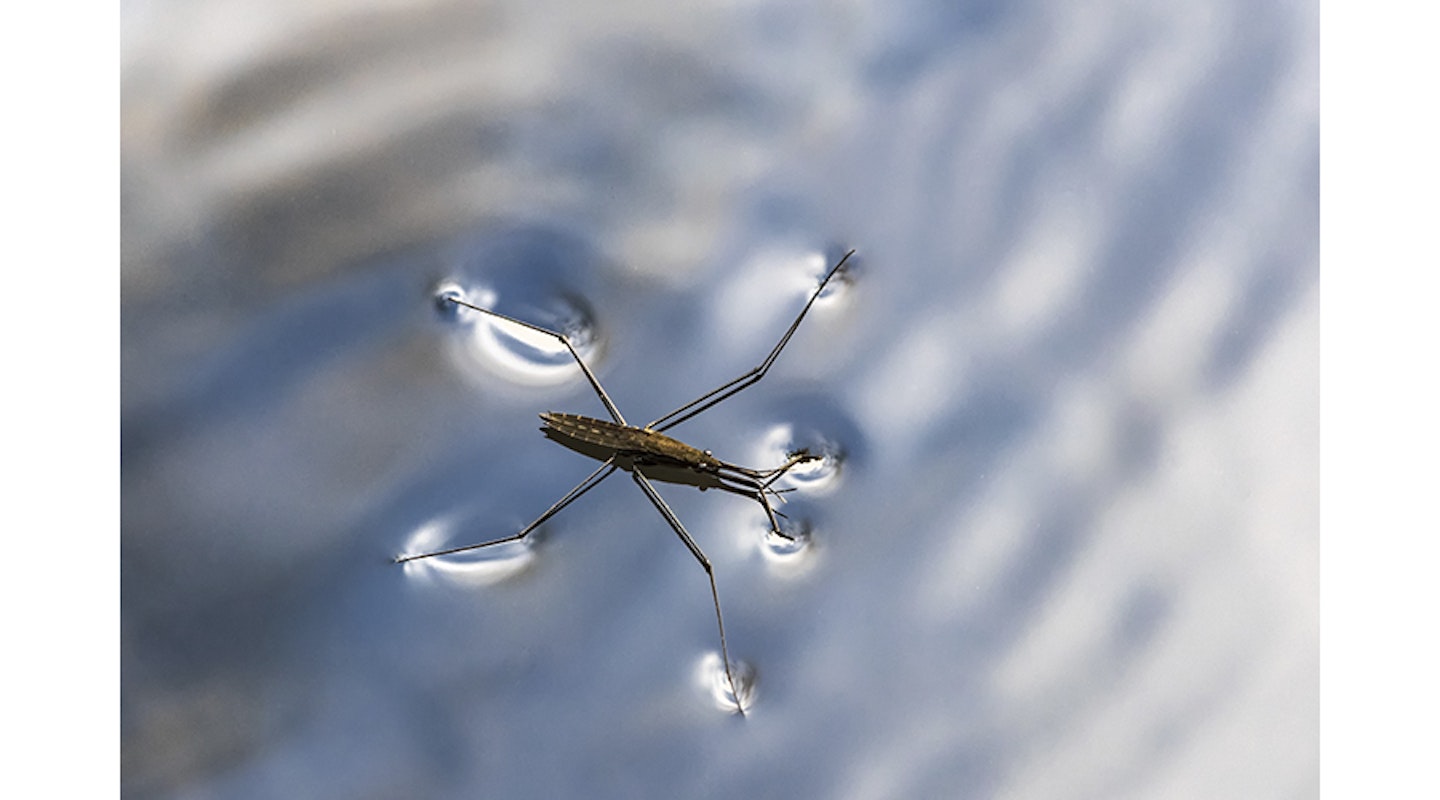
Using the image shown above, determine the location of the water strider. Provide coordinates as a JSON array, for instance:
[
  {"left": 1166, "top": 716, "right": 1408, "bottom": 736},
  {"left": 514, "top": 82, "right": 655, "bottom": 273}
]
[{"left": 397, "top": 249, "right": 856, "bottom": 714}]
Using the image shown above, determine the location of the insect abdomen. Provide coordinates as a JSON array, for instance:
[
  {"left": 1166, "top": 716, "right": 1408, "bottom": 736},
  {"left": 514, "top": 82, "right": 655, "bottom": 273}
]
[
  {"left": 539, "top": 412, "right": 714, "bottom": 466},
  {"left": 539, "top": 413, "right": 647, "bottom": 450}
]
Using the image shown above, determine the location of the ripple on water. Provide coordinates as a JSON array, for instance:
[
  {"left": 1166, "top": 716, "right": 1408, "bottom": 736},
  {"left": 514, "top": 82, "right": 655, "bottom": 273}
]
[
  {"left": 432, "top": 281, "right": 467, "bottom": 319},
  {"left": 434, "top": 281, "right": 604, "bottom": 389},
  {"left": 745, "top": 400, "right": 865, "bottom": 575},
  {"left": 695, "top": 652, "right": 756, "bottom": 714},
  {"left": 397, "top": 514, "right": 537, "bottom": 587},
  {"left": 756, "top": 421, "right": 846, "bottom": 495},
  {"left": 760, "top": 514, "right": 824, "bottom": 579},
  {"left": 432, "top": 227, "right": 612, "bottom": 391},
  {"left": 812, "top": 247, "right": 858, "bottom": 304}
]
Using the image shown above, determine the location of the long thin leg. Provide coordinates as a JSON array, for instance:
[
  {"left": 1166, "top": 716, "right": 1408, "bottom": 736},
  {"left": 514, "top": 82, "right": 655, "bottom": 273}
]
[
  {"left": 447, "top": 297, "right": 627, "bottom": 425},
  {"left": 630, "top": 470, "right": 749, "bottom": 715},
  {"left": 395, "top": 460, "right": 618, "bottom": 563},
  {"left": 646, "top": 250, "right": 855, "bottom": 432}
]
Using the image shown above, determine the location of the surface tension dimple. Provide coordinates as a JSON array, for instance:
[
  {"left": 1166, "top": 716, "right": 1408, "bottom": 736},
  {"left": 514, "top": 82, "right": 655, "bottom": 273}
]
[{"left": 436, "top": 282, "right": 603, "bottom": 388}]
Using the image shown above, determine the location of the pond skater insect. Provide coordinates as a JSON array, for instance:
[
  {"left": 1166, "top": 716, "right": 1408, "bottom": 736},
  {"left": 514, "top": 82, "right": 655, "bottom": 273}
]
[{"left": 396, "top": 249, "right": 856, "bottom": 714}]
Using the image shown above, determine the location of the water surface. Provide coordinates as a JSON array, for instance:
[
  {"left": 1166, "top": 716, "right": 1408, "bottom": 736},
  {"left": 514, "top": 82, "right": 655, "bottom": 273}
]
[{"left": 122, "top": 2, "right": 1318, "bottom": 797}]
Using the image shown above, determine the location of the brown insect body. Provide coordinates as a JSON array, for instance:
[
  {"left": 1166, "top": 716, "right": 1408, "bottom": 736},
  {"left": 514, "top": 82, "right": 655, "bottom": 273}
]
[{"left": 539, "top": 412, "right": 721, "bottom": 473}]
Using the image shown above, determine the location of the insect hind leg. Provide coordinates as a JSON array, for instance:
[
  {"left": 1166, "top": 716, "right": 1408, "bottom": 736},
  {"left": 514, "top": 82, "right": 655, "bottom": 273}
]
[
  {"left": 645, "top": 250, "right": 855, "bottom": 432},
  {"left": 631, "top": 470, "right": 751, "bottom": 715}
]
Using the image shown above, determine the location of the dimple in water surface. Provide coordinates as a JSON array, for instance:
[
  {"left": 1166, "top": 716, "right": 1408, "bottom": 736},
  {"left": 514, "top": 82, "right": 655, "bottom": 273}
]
[{"left": 440, "top": 281, "right": 603, "bottom": 388}]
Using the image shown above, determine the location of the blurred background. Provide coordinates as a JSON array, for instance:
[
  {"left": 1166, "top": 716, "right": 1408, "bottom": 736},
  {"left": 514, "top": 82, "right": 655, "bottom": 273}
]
[{"left": 121, "top": 1, "right": 1317, "bottom": 797}]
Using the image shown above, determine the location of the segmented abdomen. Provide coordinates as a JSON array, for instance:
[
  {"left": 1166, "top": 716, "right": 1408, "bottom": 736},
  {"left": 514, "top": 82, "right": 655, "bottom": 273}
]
[{"left": 539, "top": 412, "right": 714, "bottom": 466}]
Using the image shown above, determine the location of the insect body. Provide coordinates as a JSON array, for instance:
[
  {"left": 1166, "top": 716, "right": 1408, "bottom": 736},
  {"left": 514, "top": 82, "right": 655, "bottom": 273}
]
[
  {"left": 540, "top": 412, "right": 722, "bottom": 471},
  {"left": 397, "top": 250, "right": 856, "bottom": 714}
]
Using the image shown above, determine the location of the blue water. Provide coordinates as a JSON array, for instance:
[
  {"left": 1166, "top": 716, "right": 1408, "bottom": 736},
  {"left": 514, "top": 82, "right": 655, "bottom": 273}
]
[{"left": 122, "top": 2, "right": 1318, "bottom": 797}]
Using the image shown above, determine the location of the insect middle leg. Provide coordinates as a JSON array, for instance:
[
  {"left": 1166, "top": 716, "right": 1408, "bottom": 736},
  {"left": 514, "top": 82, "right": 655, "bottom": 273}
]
[{"left": 395, "top": 459, "right": 618, "bottom": 563}]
